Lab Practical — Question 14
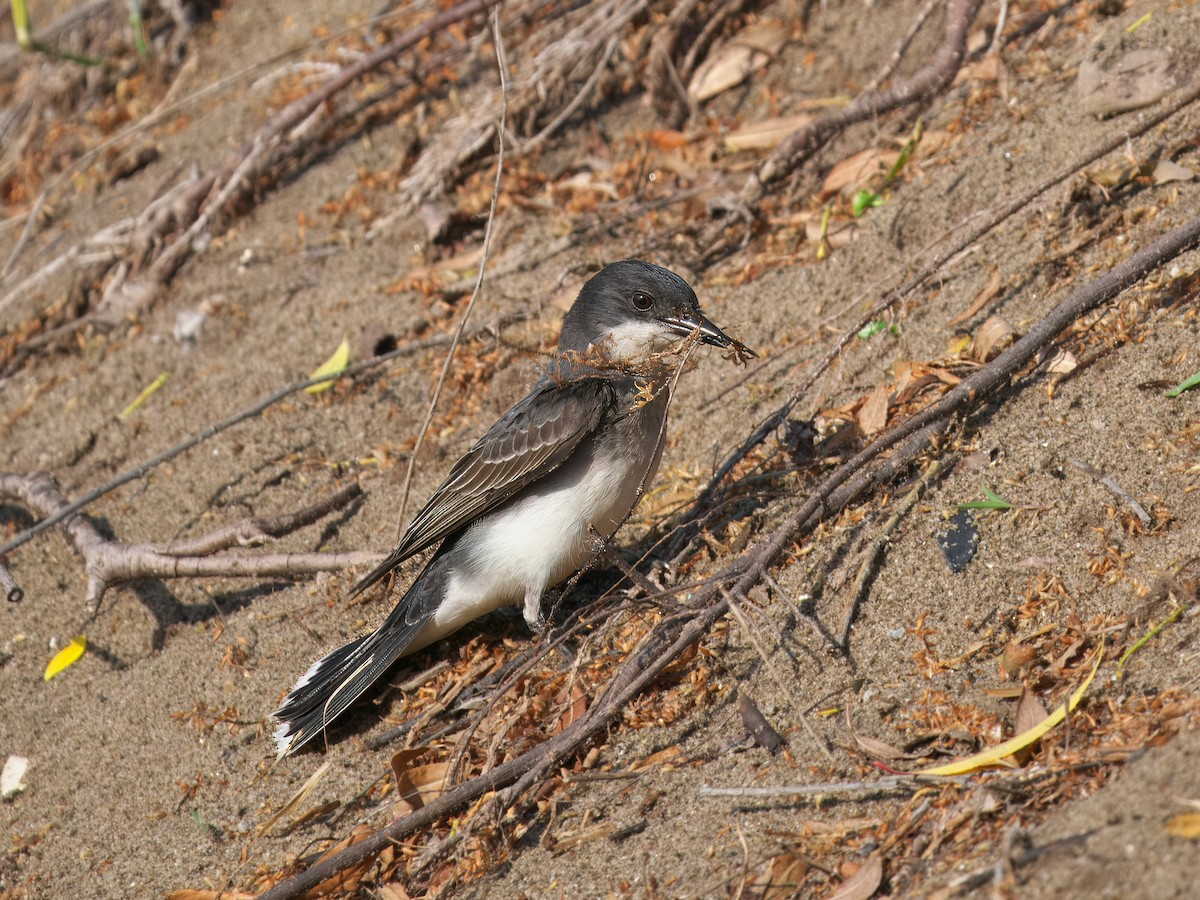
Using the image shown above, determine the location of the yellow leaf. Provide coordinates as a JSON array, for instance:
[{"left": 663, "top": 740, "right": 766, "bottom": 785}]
[
  {"left": 918, "top": 640, "right": 1104, "bottom": 776},
  {"left": 118, "top": 372, "right": 169, "bottom": 420},
  {"left": 44, "top": 636, "right": 87, "bottom": 681},
  {"left": 305, "top": 338, "right": 350, "bottom": 394},
  {"left": 1166, "top": 812, "right": 1200, "bottom": 839}
]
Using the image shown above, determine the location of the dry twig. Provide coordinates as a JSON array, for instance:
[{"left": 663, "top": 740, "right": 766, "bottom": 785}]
[{"left": 0, "top": 473, "right": 376, "bottom": 612}]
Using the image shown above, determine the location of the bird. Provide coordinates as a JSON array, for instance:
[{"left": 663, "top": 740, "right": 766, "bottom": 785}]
[{"left": 271, "top": 259, "right": 753, "bottom": 757}]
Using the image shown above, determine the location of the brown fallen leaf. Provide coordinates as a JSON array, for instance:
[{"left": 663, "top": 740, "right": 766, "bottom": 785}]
[
  {"left": 650, "top": 129, "right": 689, "bottom": 151},
  {"left": 724, "top": 114, "right": 814, "bottom": 152},
  {"left": 751, "top": 851, "right": 810, "bottom": 899},
  {"left": 1000, "top": 641, "right": 1037, "bottom": 677},
  {"left": 1015, "top": 687, "right": 1049, "bottom": 733},
  {"left": 1078, "top": 48, "right": 1178, "bottom": 118},
  {"left": 392, "top": 748, "right": 449, "bottom": 815},
  {"left": 395, "top": 761, "right": 449, "bottom": 815},
  {"left": 973, "top": 315, "right": 1016, "bottom": 362},
  {"left": 1044, "top": 348, "right": 1078, "bottom": 375},
  {"left": 829, "top": 853, "right": 883, "bottom": 900},
  {"left": 631, "top": 744, "right": 685, "bottom": 771},
  {"left": 857, "top": 383, "right": 889, "bottom": 436},
  {"left": 1153, "top": 158, "right": 1195, "bottom": 184},
  {"left": 689, "top": 20, "right": 788, "bottom": 102},
  {"left": 846, "top": 709, "right": 907, "bottom": 761},
  {"left": 821, "top": 147, "right": 902, "bottom": 198},
  {"left": 946, "top": 267, "right": 1002, "bottom": 328}
]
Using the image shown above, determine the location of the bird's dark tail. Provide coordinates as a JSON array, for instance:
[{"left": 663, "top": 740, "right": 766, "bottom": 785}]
[{"left": 271, "top": 576, "right": 439, "bottom": 757}]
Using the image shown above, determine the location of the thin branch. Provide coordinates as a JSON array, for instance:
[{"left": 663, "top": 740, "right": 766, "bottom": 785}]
[
  {"left": 699, "top": 774, "right": 970, "bottom": 799},
  {"left": 745, "top": 0, "right": 982, "bottom": 202},
  {"left": 0, "top": 473, "right": 376, "bottom": 612},
  {"left": 862, "top": 0, "right": 943, "bottom": 94},
  {"left": 0, "top": 0, "right": 506, "bottom": 316},
  {"left": 394, "top": 7, "right": 511, "bottom": 536}
]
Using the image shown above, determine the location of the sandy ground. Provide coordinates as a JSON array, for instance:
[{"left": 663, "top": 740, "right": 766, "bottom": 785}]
[{"left": 2, "top": 0, "right": 1200, "bottom": 897}]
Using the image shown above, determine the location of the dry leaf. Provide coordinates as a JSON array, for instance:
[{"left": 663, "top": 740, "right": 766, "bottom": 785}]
[
  {"left": 1152, "top": 158, "right": 1194, "bottom": 184},
  {"left": 554, "top": 683, "right": 589, "bottom": 735},
  {"left": 632, "top": 745, "right": 684, "bottom": 771},
  {"left": 1166, "top": 812, "right": 1200, "bottom": 839},
  {"left": 857, "top": 383, "right": 889, "bottom": 436},
  {"left": 846, "top": 710, "right": 907, "bottom": 761},
  {"left": 946, "top": 267, "right": 1002, "bottom": 327},
  {"left": 689, "top": 21, "right": 788, "bottom": 102},
  {"left": 1015, "top": 687, "right": 1049, "bottom": 733},
  {"left": 1078, "top": 48, "right": 1178, "bottom": 117},
  {"left": 724, "top": 114, "right": 813, "bottom": 151},
  {"left": 829, "top": 853, "right": 883, "bottom": 900},
  {"left": 1000, "top": 641, "right": 1037, "bottom": 676},
  {"left": 821, "top": 147, "right": 901, "bottom": 198},
  {"left": 395, "top": 762, "right": 449, "bottom": 815},
  {"left": 751, "top": 851, "right": 810, "bottom": 899},
  {"left": 1045, "top": 348, "right": 1078, "bottom": 375},
  {"left": 650, "top": 129, "right": 689, "bottom": 151},
  {"left": 973, "top": 315, "right": 1016, "bottom": 362}
]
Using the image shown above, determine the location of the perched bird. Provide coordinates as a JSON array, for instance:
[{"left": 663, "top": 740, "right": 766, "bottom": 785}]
[{"left": 272, "top": 260, "right": 752, "bottom": 757}]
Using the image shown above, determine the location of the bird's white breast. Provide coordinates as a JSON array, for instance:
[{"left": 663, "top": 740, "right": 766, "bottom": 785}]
[{"left": 426, "top": 397, "right": 667, "bottom": 636}]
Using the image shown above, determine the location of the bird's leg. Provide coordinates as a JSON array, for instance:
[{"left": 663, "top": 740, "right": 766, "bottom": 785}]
[{"left": 523, "top": 587, "right": 546, "bottom": 632}]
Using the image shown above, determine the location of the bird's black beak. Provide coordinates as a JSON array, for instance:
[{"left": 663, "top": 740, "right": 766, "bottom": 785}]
[{"left": 660, "top": 311, "right": 757, "bottom": 358}]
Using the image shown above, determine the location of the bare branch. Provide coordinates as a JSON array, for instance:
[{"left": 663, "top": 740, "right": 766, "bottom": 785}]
[
  {"left": 745, "top": 0, "right": 983, "bottom": 203},
  {"left": 0, "top": 472, "right": 377, "bottom": 612}
]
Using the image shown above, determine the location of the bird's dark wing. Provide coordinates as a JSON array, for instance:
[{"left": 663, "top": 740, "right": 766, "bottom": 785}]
[{"left": 349, "top": 375, "right": 616, "bottom": 597}]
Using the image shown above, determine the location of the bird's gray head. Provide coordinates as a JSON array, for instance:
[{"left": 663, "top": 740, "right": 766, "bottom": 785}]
[{"left": 558, "top": 260, "right": 747, "bottom": 365}]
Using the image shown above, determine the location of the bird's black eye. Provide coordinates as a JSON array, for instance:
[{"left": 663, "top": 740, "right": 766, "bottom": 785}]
[{"left": 630, "top": 291, "right": 653, "bottom": 311}]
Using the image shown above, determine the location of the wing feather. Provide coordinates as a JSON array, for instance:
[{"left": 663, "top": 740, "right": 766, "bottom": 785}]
[{"left": 349, "top": 376, "right": 615, "bottom": 597}]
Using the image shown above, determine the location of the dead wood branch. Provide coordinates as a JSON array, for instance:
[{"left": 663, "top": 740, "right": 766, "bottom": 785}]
[
  {"left": 744, "top": 0, "right": 982, "bottom": 205},
  {"left": 0, "top": 473, "right": 376, "bottom": 612},
  {"left": 256, "top": 208, "right": 1200, "bottom": 899},
  {"left": 395, "top": 8, "right": 511, "bottom": 534}
]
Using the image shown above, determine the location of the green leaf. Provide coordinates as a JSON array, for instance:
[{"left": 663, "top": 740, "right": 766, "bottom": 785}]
[
  {"left": 886, "top": 118, "right": 924, "bottom": 183},
  {"left": 851, "top": 189, "right": 884, "bottom": 217},
  {"left": 955, "top": 483, "right": 1015, "bottom": 510},
  {"left": 857, "top": 320, "right": 900, "bottom": 341},
  {"left": 1164, "top": 369, "right": 1200, "bottom": 398}
]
